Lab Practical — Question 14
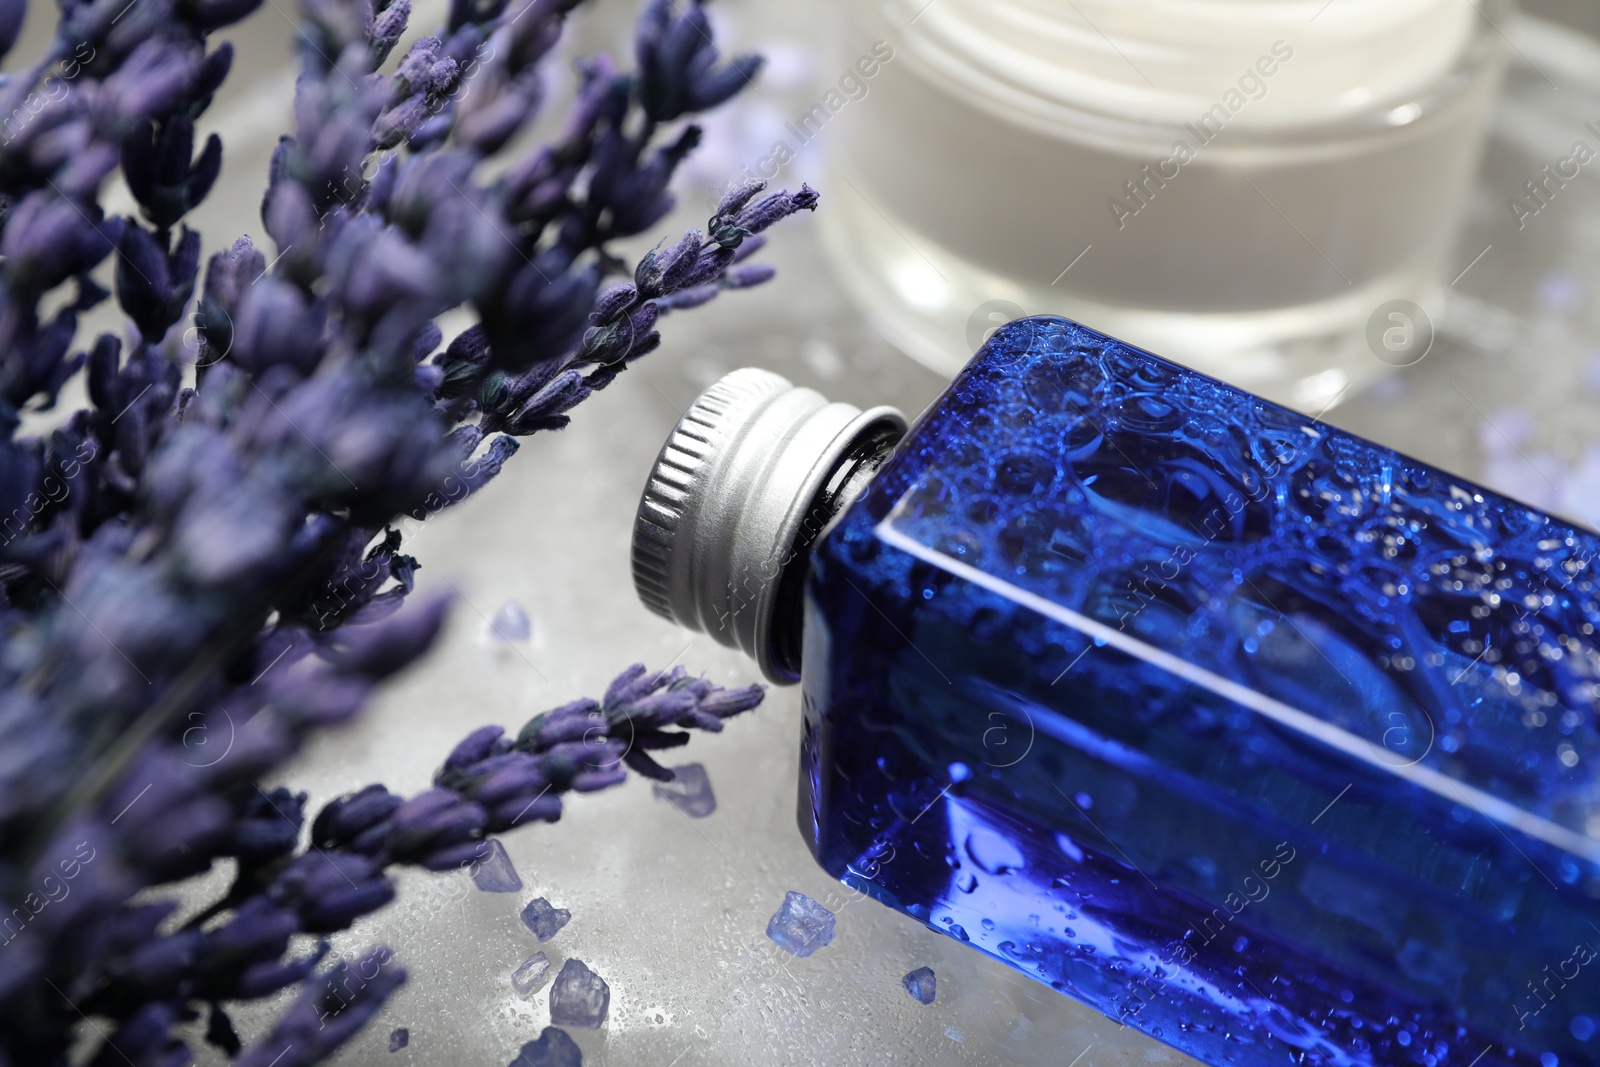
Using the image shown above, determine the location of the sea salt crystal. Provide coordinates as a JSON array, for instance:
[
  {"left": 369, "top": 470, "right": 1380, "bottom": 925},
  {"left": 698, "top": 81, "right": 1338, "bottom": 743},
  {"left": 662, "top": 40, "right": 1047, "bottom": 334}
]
[
  {"left": 487, "top": 601, "right": 531, "bottom": 643},
  {"left": 470, "top": 839, "right": 523, "bottom": 893},
  {"left": 650, "top": 762, "right": 717, "bottom": 817},
  {"left": 511, "top": 952, "right": 552, "bottom": 997},
  {"left": 765, "top": 891, "right": 835, "bottom": 957},
  {"left": 508, "top": 1026, "right": 582, "bottom": 1067},
  {"left": 548, "top": 958, "right": 610, "bottom": 1029},
  {"left": 388, "top": 1027, "right": 409, "bottom": 1052},
  {"left": 520, "top": 897, "right": 571, "bottom": 941},
  {"left": 902, "top": 966, "right": 937, "bottom": 1005}
]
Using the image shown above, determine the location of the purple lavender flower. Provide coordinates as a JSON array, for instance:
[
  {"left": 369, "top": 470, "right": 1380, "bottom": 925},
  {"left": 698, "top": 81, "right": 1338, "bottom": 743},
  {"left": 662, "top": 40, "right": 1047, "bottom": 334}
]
[
  {"left": 634, "top": 0, "right": 762, "bottom": 122},
  {"left": 235, "top": 950, "right": 407, "bottom": 1067},
  {"left": 0, "top": 0, "right": 793, "bottom": 1062},
  {"left": 0, "top": 0, "right": 24, "bottom": 59}
]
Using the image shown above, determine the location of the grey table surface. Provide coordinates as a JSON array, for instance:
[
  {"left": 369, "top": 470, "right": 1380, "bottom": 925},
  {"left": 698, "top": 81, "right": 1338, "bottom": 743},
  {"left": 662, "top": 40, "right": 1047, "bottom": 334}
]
[{"left": 15, "top": 0, "right": 1598, "bottom": 1064}]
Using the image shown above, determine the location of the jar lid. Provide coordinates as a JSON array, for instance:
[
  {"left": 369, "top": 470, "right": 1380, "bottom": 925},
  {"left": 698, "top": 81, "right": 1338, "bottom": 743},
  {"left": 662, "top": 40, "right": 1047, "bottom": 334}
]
[{"left": 631, "top": 368, "right": 906, "bottom": 681}]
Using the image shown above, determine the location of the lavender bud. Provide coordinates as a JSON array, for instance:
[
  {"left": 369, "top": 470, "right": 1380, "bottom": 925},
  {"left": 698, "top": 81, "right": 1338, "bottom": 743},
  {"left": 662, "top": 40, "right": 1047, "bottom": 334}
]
[
  {"left": 721, "top": 262, "right": 775, "bottom": 290},
  {"left": 56, "top": 143, "right": 121, "bottom": 201},
  {"left": 686, "top": 53, "right": 762, "bottom": 113},
  {"left": 235, "top": 945, "right": 329, "bottom": 999},
  {"left": 369, "top": 0, "right": 412, "bottom": 64},
  {"left": 409, "top": 321, "right": 443, "bottom": 362},
  {"left": 373, "top": 95, "right": 430, "bottom": 150},
  {"left": 655, "top": 283, "right": 716, "bottom": 312},
  {"left": 444, "top": 725, "right": 509, "bottom": 770},
  {"left": 197, "top": 42, "right": 236, "bottom": 97},
  {"left": 729, "top": 233, "right": 767, "bottom": 263},
  {"left": 230, "top": 277, "right": 324, "bottom": 375},
  {"left": 673, "top": 246, "right": 735, "bottom": 291},
  {"left": 488, "top": 793, "right": 562, "bottom": 829},
  {"left": 103, "top": 39, "right": 202, "bottom": 124},
  {"left": 301, "top": 879, "right": 397, "bottom": 931},
  {"left": 2, "top": 192, "right": 125, "bottom": 293},
  {"left": 714, "top": 177, "right": 767, "bottom": 219},
  {"left": 192, "top": 0, "right": 266, "bottom": 30},
  {"left": 471, "top": 758, "right": 550, "bottom": 807},
  {"left": 394, "top": 36, "right": 448, "bottom": 97},
  {"left": 590, "top": 283, "right": 638, "bottom": 324},
  {"left": 0, "top": 0, "right": 24, "bottom": 59},
  {"left": 312, "top": 784, "right": 403, "bottom": 849},
  {"left": 505, "top": 370, "right": 587, "bottom": 435},
  {"left": 334, "top": 594, "right": 450, "bottom": 679},
  {"left": 733, "top": 183, "right": 819, "bottom": 236},
  {"left": 116, "top": 225, "right": 200, "bottom": 341},
  {"left": 92, "top": 1004, "right": 188, "bottom": 1067},
  {"left": 634, "top": 229, "right": 701, "bottom": 297},
  {"left": 235, "top": 951, "right": 406, "bottom": 1067}
]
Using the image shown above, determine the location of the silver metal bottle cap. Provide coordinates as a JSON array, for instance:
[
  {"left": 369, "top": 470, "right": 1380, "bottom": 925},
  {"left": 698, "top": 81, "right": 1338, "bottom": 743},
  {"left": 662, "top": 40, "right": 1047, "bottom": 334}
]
[{"left": 631, "top": 368, "right": 906, "bottom": 682}]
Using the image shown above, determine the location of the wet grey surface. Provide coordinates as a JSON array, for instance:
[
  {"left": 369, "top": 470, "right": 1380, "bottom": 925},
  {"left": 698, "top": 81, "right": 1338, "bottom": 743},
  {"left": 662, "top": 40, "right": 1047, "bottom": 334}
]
[{"left": 37, "top": 0, "right": 1595, "bottom": 1063}]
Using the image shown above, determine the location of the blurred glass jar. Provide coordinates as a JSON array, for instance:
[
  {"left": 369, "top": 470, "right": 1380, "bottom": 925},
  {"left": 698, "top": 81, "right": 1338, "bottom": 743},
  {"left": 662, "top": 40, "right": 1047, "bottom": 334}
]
[{"left": 820, "top": 0, "right": 1509, "bottom": 407}]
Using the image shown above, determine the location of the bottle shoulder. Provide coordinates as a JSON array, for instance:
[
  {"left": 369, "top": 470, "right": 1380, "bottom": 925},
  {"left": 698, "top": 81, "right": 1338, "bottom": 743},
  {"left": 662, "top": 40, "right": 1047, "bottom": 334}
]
[
  {"left": 809, "top": 315, "right": 1600, "bottom": 839},
  {"left": 822, "top": 314, "right": 1590, "bottom": 592}
]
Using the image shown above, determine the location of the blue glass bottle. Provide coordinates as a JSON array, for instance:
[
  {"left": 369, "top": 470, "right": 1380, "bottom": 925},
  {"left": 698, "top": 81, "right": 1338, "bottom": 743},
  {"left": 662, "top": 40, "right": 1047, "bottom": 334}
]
[{"left": 631, "top": 316, "right": 1600, "bottom": 1067}]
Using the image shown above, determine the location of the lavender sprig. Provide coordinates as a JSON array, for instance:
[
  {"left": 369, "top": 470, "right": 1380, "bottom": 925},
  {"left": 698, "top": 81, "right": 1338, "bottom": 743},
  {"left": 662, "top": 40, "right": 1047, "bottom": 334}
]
[
  {"left": 0, "top": 0, "right": 801, "bottom": 1062},
  {"left": 314, "top": 664, "right": 763, "bottom": 865},
  {"left": 56, "top": 666, "right": 760, "bottom": 1064}
]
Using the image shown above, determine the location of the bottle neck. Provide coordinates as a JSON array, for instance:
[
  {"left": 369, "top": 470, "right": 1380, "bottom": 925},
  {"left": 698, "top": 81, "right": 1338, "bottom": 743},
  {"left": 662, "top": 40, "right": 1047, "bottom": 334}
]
[
  {"left": 631, "top": 368, "right": 907, "bottom": 684},
  {"left": 768, "top": 423, "right": 905, "bottom": 679}
]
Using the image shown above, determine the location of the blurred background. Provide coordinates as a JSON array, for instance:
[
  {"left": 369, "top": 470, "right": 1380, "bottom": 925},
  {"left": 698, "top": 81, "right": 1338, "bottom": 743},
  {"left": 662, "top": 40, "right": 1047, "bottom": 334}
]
[{"left": 10, "top": 0, "right": 1600, "bottom": 1064}]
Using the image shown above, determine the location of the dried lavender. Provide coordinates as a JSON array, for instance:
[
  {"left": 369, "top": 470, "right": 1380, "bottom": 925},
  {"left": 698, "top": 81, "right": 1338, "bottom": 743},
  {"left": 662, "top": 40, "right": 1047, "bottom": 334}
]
[{"left": 0, "top": 0, "right": 798, "bottom": 1061}]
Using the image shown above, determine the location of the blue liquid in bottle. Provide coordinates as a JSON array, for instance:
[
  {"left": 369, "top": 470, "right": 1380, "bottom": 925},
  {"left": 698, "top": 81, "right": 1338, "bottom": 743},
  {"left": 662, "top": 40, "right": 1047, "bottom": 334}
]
[{"left": 633, "top": 317, "right": 1600, "bottom": 1066}]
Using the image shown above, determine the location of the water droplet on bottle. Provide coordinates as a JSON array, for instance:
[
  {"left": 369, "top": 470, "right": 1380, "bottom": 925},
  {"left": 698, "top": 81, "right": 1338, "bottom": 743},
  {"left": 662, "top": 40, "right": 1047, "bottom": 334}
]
[{"left": 965, "top": 827, "right": 1026, "bottom": 874}]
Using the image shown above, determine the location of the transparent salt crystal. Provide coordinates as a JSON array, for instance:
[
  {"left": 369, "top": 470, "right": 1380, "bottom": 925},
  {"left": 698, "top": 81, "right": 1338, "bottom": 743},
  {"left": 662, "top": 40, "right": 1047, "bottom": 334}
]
[
  {"left": 548, "top": 958, "right": 610, "bottom": 1029},
  {"left": 469, "top": 839, "right": 522, "bottom": 893},
  {"left": 650, "top": 762, "right": 717, "bottom": 817},
  {"left": 486, "top": 601, "right": 531, "bottom": 643},
  {"left": 520, "top": 897, "right": 571, "bottom": 942},
  {"left": 510, "top": 951, "right": 551, "bottom": 997},
  {"left": 764, "top": 891, "right": 835, "bottom": 957},
  {"left": 902, "top": 966, "right": 937, "bottom": 1005},
  {"left": 508, "top": 1026, "right": 582, "bottom": 1067}
]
